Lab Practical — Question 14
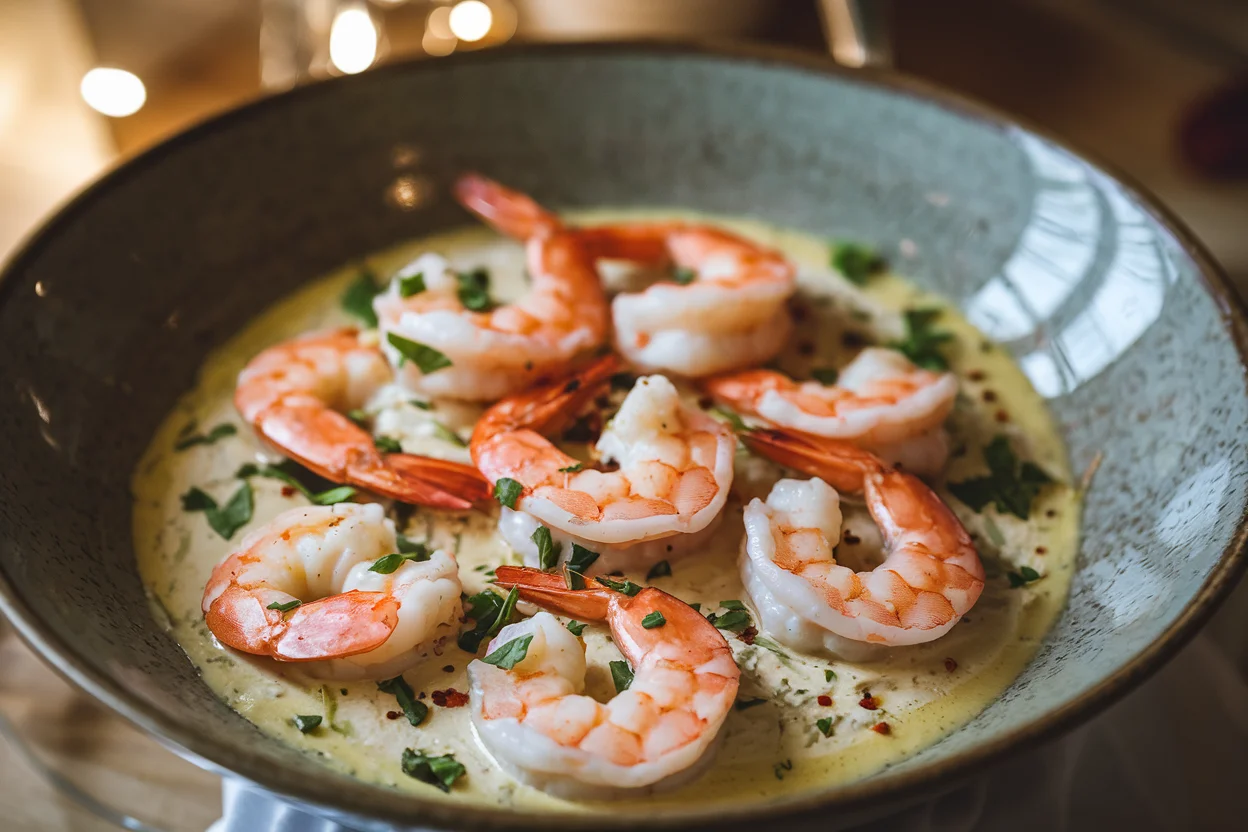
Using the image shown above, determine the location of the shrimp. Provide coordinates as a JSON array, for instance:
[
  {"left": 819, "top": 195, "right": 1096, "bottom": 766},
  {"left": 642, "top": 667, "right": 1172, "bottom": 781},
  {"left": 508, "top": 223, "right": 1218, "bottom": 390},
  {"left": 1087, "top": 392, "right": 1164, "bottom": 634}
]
[
  {"left": 738, "top": 430, "right": 984, "bottom": 658},
  {"left": 470, "top": 355, "right": 736, "bottom": 570},
  {"left": 467, "top": 566, "right": 739, "bottom": 798},
  {"left": 234, "top": 328, "right": 489, "bottom": 510},
  {"left": 372, "top": 174, "right": 609, "bottom": 401},
  {"left": 577, "top": 222, "right": 797, "bottom": 376},
  {"left": 201, "top": 502, "right": 462, "bottom": 680},
  {"left": 705, "top": 348, "right": 959, "bottom": 476}
]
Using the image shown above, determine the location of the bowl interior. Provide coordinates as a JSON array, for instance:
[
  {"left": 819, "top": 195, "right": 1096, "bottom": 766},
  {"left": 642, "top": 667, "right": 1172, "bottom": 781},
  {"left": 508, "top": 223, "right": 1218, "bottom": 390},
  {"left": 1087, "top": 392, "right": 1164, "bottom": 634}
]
[{"left": 0, "top": 44, "right": 1245, "bottom": 829}]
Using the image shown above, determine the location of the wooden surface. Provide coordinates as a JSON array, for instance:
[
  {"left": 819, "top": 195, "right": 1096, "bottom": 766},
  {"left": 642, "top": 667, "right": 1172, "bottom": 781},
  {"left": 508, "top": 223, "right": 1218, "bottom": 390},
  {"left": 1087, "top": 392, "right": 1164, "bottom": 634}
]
[{"left": 1, "top": 2, "right": 1245, "bottom": 830}]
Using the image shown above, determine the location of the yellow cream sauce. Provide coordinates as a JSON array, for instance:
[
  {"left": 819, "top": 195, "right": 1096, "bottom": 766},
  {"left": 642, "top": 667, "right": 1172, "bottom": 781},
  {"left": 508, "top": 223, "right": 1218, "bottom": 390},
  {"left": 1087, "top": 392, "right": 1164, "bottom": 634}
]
[{"left": 133, "top": 212, "right": 1079, "bottom": 815}]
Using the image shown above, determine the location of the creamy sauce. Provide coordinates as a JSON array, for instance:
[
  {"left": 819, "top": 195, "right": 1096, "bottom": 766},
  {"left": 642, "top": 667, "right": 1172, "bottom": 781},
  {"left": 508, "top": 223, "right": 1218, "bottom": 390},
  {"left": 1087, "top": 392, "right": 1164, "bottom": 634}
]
[{"left": 133, "top": 212, "right": 1079, "bottom": 814}]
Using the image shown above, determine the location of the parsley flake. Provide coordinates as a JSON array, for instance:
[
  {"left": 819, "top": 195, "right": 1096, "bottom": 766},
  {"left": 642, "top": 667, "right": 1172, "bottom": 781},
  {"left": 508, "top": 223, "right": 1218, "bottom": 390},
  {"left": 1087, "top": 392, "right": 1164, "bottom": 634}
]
[
  {"left": 182, "top": 482, "right": 254, "bottom": 540},
  {"left": 564, "top": 544, "right": 599, "bottom": 590},
  {"left": 482, "top": 634, "right": 533, "bottom": 670},
  {"left": 595, "top": 576, "right": 642, "bottom": 597},
  {"left": 609, "top": 660, "right": 634, "bottom": 693},
  {"left": 456, "top": 268, "right": 494, "bottom": 311},
  {"left": 1007, "top": 565, "right": 1042, "bottom": 588},
  {"left": 566, "top": 620, "right": 586, "bottom": 636},
  {"left": 401, "top": 749, "right": 466, "bottom": 793},
  {"left": 398, "top": 271, "right": 426, "bottom": 298},
  {"left": 341, "top": 267, "right": 382, "bottom": 327},
  {"left": 816, "top": 717, "right": 834, "bottom": 737},
  {"left": 645, "top": 560, "right": 671, "bottom": 581},
  {"left": 387, "top": 332, "right": 452, "bottom": 374},
  {"left": 709, "top": 406, "right": 750, "bottom": 433},
  {"left": 293, "top": 714, "right": 322, "bottom": 733},
  {"left": 948, "top": 435, "right": 1053, "bottom": 520},
  {"left": 430, "top": 421, "right": 466, "bottom": 447},
  {"left": 376, "top": 675, "right": 428, "bottom": 727},
  {"left": 811, "top": 367, "right": 839, "bottom": 386},
  {"left": 558, "top": 462, "right": 584, "bottom": 473},
  {"left": 831, "top": 241, "right": 886, "bottom": 286},
  {"left": 641, "top": 611, "right": 666, "bottom": 629},
  {"left": 374, "top": 435, "right": 403, "bottom": 454},
  {"left": 531, "top": 525, "right": 560, "bottom": 571},
  {"left": 889, "top": 307, "right": 953, "bottom": 370},
  {"left": 493, "top": 477, "right": 523, "bottom": 509},
  {"left": 671, "top": 266, "right": 697, "bottom": 285},
  {"left": 458, "top": 587, "right": 519, "bottom": 653},
  {"left": 267, "top": 599, "right": 302, "bottom": 613},
  {"left": 174, "top": 422, "right": 236, "bottom": 451}
]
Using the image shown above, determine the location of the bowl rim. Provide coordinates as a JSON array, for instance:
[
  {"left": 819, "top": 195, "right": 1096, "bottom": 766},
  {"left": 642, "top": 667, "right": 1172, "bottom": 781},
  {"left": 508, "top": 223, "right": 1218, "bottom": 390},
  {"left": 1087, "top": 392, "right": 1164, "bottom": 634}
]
[{"left": 1, "top": 39, "right": 1246, "bottom": 830}]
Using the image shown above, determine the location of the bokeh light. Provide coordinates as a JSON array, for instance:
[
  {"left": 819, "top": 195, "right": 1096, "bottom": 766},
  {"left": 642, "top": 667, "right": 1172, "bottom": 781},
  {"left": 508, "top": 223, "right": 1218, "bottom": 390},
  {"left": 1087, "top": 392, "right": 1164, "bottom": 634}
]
[
  {"left": 329, "top": 5, "right": 379, "bottom": 75},
  {"left": 80, "top": 68, "right": 146, "bottom": 117},
  {"left": 448, "top": 0, "right": 493, "bottom": 43}
]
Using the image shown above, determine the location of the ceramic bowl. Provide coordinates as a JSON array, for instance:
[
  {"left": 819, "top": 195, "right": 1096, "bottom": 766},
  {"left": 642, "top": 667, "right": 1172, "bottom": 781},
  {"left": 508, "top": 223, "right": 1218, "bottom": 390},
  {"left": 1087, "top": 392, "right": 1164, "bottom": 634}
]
[{"left": 1, "top": 42, "right": 1245, "bottom": 831}]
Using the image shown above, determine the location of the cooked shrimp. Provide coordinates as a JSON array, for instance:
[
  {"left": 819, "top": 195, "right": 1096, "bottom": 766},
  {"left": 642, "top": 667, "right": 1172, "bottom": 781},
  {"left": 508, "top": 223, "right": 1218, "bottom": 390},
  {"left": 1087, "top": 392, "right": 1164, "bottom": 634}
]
[
  {"left": 234, "top": 328, "right": 488, "bottom": 510},
  {"left": 468, "top": 566, "right": 739, "bottom": 798},
  {"left": 578, "top": 222, "right": 796, "bottom": 376},
  {"left": 201, "top": 502, "right": 462, "bottom": 679},
  {"left": 470, "top": 355, "right": 735, "bottom": 565},
  {"left": 739, "top": 430, "right": 984, "bottom": 658},
  {"left": 705, "top": 348, "right": 959, "bottom": 475},
  {"left": 372, "top": 174, "right": 609, "bottom": 401}
]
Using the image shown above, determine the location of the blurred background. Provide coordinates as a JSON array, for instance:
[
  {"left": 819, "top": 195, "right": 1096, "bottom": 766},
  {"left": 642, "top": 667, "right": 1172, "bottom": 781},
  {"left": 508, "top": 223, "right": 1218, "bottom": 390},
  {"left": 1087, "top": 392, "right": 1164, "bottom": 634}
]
[{"left": 1, "top": 1, "right": 1246, "bottom": 830}]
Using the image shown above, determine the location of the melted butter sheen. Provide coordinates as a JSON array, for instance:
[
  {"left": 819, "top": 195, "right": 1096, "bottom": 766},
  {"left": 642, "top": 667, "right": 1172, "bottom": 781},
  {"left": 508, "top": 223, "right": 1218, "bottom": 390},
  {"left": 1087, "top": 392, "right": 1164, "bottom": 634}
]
[{"left": 133, "top": 211, "right": 1079, "bottom": 814}]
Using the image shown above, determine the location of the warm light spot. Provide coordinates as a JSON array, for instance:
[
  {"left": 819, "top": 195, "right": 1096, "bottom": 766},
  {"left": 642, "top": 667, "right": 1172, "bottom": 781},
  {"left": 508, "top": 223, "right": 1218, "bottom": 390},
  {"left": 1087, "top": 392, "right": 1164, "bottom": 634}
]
[
  {"left": 329, "top": 5, "right": 379, "bottom": 75},
  {"left": 422, "top": 26, "right": 457, "bottom": 57},
  {"left": 428, "top": 5, "right": 453, "bottom": 39},
  {"left": 448, "top": 0, "right": 492, "bottom": 42},
  {"left": 80, "top": 68, "right": 146, "bottom": 117}
]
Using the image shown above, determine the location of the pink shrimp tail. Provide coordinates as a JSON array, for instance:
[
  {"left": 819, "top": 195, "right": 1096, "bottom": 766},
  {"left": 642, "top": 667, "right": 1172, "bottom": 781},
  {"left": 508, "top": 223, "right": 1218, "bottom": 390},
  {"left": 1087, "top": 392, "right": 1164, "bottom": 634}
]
[
  {"left": 492, "top": 566, "right": 614, "bottom": 621},
  {"left": 702, "top": 369, "right": 789, "bottom": 414},
  {"left": 380, "top": 454, "right": 491, "bottom": 510},
  {"left": 204, "top": 587, "right": 399, "bottom": 662},
  {"left": 453, "top": 172, "right": 562, "bottom": 240},
  {"left": 742, "top": 428, "right": 886, "bottom": 494}
]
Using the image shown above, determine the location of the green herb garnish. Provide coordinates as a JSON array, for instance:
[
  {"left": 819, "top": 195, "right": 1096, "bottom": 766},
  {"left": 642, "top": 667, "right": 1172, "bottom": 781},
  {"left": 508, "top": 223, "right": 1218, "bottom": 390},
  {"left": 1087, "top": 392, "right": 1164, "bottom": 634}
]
[
  {"left": 456, "top": 267, "right": 493, "bottom": 311},
  {"left": 341, "top": 267, "right": 382, "bottom": 327},
  {"left": 374, "top": 435, "right": 403, "bottom": 454},
  {"left": 181, "top": 482, "right": 254, "bottom": 540},
  {"left": 493, "top": 477, "right": 523, "bottom": 509},
  {"left": 708, "top": 609, "right": 751, "bottom": 633},
  {"left": 610, "top": 660, "right": 634, "bottom": 693},
  {"left": 595, "top": 576, "right": 642, "bottom": 597},
  {"left": 174, "top": 422, "right": 236, "bottom": 451},
  {"left": 267, "top": 599, "right": 302, "bottom": 613},
  {"left": 641, "top": 611, "right": 666, "bottom": 629},
  {"left": 811, "top": 367, "right": 839, "bottom": 386},
  {"left": 376, "top": 675, "right": 428, "bottom": 727},
  {"left": 401, "top": 749, "right": 466, "bottom": 793},
  {"left": 180, "top": 487, "right": 216, "bottom": 512},
  {"left": 816, "top": 717, "right": 834, "bottom": 737},
  {"left": 482, "top": 634, "right": 533, "bottom": 670},
  {"left": 293, "top": 714, "right": 322, "bottom": 733},
  {"left": 609, "top": 372, "right": 636, "bottom": 391},
  {"left": 671, "top": 266, "right": 697, "bottom": 285},
  {"left": 369, "top": 549, "right": 431, "bottom": 574},
  {"left": 558, "top": 462, "right": 584, "bottom": 473},
  {"left": 238, "top": 462, "right": 356, "bottom": 505},
  {"left": 458, "top": 587, "right": 519, "bottom": 653},
  {"left": 430, "top": 421, "right": 466, "bottom": 447},
  {"left": 889, "top": 307, "right": 953, "bottom": 370},
  {"left": 831, "top": 241, "right": 886, "bottom": 286},
  {"left": 566, "top": 620, "right": 586, "bottom": 636},
  {"left": 396, "top": 535, "right": 431, "bottom": 559},
  {"left": 531, "top": 525, "right": 560, "bottom": 571},
  {"left": 825, "top": 669, "right": 837, "bottom": 683},
  {"left": 398, "top": 271, "right": 426, "bottom": 297},
  {"left": 387, "top": 332, "right": 452, "bottom": 374},
  {"left": 1007, "top": 565, "right": 1042, "bottom": 588},
  {"left": 948, "top": 435, "right": 1053, "bottom": 520},
  {"left": 645, "top": 560, "right": 671, "bottom": 580},
  {"left": 720, "top": 600, "right": 746, "bottom": 611},
  {"left": 563, "top": 544, "right": 600, "bottom": 590},
  {"left": 709, "top": 406, "right": 750, "bottom": 433}
]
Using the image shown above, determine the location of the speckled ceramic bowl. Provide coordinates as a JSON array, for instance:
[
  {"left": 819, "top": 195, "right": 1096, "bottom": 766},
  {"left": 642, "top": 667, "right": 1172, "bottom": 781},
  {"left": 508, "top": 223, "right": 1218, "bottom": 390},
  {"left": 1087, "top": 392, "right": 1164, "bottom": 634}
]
[{"left": 0, "top": 43, "right": 1245, "bottom": 831}]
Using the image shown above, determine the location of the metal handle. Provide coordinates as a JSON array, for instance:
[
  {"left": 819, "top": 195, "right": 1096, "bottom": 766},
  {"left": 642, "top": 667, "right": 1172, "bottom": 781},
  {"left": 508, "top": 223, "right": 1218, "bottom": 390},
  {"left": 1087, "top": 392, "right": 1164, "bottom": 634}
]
[{"left": 817, "top": 0, "right": 893, "bottom": 68}]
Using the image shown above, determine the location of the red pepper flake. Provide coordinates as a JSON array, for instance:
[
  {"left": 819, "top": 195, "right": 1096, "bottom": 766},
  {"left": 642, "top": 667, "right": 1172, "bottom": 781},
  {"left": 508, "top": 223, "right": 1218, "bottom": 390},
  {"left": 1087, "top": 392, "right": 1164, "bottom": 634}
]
[
  {"left": 817, "top": 695, "right": 832, "bottom": 707},
  {"left": 843, "top": 531, "right": 861, "bottom": 545},
  {"left": 1035, "top": 546, "right": 1048, "bottom": 555},
  {"left": 858, "top": 695, "right": 879, "bottom": 711},
  {"left": 431, "top": 688, "right": 469, "bottom": 708},
  {"left": 280, "top": 485, "right": 297, "bottom": 498},
  {"left": 994, "top": 409, "right": 1010, "bottom": 423},
  {"left": 1045, "top": 509, "right": 1058, "bottom": 518},
  {"left": 981, "top": 390, "right": 998, "bottom": 403},
  {"left": 871, "top": 722, "right": 891, "bottom": 735},
  {"left": 944, "top": 658, "right": 958, "bottom": 672},
  {"left": 737, "top": 626, "right": 758, "bottom": 645},
  {"left": 967, "top": 369, "right": 986, "bottom": 382},
  {"left": 385, "top": 710, "right": 402, "bottom": 720}
]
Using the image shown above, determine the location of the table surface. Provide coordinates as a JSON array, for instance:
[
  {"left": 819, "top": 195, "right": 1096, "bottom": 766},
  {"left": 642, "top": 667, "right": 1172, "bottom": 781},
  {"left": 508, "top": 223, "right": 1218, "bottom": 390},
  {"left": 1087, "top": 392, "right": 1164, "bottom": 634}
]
[{"left": 2, "top": 1, "right": 1246, "bottom": 830}]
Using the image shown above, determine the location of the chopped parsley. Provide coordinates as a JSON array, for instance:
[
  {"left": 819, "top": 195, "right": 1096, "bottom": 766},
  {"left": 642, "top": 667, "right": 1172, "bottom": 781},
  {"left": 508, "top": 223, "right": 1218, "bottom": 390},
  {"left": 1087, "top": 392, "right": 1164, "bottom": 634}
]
[
  {"left": 566, "top": 620, "right": 586, "bottom": 636},
  {"left": 369, "top": 546, "right": 431, "bottom": 574},
  {"left": 595, "top": 576, "right": 643, "bottom": 597},
  {"left": 810, "top": 367, "right": 839, "bottom": 386},
  {"left": 609, "top": 372, "right": 636, "bottom": 391},
  {"left": 398, "top": 271, "right": 426, "bottom": 297},
  {"left": 558, "top": 462, "right": 584, "bottom": 473},
  {"left": 609, "top": 660, "right": 634, "bottom": 693},
  {"left": 831, "top": 241, "right": 886, "bottom": 286},
  {"left": 1007, "top": 565, "right": 1042, "bottom": 588},
  {"left": 180, "top": 482, "right": 253, "bottom": 540},
  {"left": 564, "top": 544, "right": 599, "bottom": 590},
  {"left": 825, "top": 669, "right": 837, "bottom": 683},
  {"left": 293, "top": 714, "right": 322, "bottom": 733},
  {"left": 531, "top": 525, "right": 560, "bottom": 571},
  {"left": 387, "top": 332, "right": 452, "bottom": 374},
  {"left": 238, "top": 461, "right": 356, "bottom": 505},
  {"left": 174, "top": 422, "right": 236, "bottom": 451},
  {"left": 645, "top": 560, "right": 671, "bottom": 581},
  {"left": 401, "top": 749, "right": 465, "bottom": 793},
  {"left": 456, "top": 267, "right": 493, "bottom": 311},
  {"left": 707, "top": 607, "right": 751, "bottom": 633},
  {"left": 396, "top": 535, "right": 431, "bottom": 558},
  {"left": 709, "top": 406, "right": 750, "bottom": 433},
  {"left": 948, "top": 435, "right": 1053, "bottom": 520},
  {"left": 430, "top": 421, "right": 466, "bottom": 447},
  {"left": 493, "top": 477, "right": 523, "bottom": 509},
  {"left": 671, "top": 266, "right": 697, "bottom": 285},
  {"left": 816, "top": 717, "right": 834, "bottom": 737},
  {"left": 482, "top": 634, "right": 533, "bottom": 670},
  {"left": 888, "top": 307, "right": 953, "bottom": 370},
  {"left": 266, "top": 599, "right": 301, "bottom": 613},
  {"left": 641, "top": 611, "right": 666, "bottom": 629},
  {"left": 376, "top": 675, "right": 428, "bottom": 727},
  {"left": 373, "top": 435, "right": 403, "bottom": 454},
  {"left": 341, "top": 267, "right": 382, "bottom": 327},
  {"left": 458, "top": 587, "right": 519, "bottom": 653},
  {"left": 720, "top": 600, "right": 747, "bottom": 611}
]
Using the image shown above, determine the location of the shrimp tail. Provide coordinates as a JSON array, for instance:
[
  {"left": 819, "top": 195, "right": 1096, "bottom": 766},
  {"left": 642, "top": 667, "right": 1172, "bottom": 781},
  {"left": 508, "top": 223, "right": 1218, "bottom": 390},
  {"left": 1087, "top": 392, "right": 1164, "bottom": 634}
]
[
  {"left": 701, "top": 369, "right": 787, "bottom": 412},
  {"left": 453, "top": 173, "right": 562, "bottom": 240},
  {"left": 471, "top": 354, "right": 622, "bottom": 458},
  {"left": 742, "top": 429, "right": 886, "bottom": 494},
  {"left": 380, "top": 454, "right": 491, "bottom": 510},
  {"left": 205, "top": 587, "right": 399, "bottom": 662},
  {"left": 492, "top": 566, "right": 613, "bottom": 621}
]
